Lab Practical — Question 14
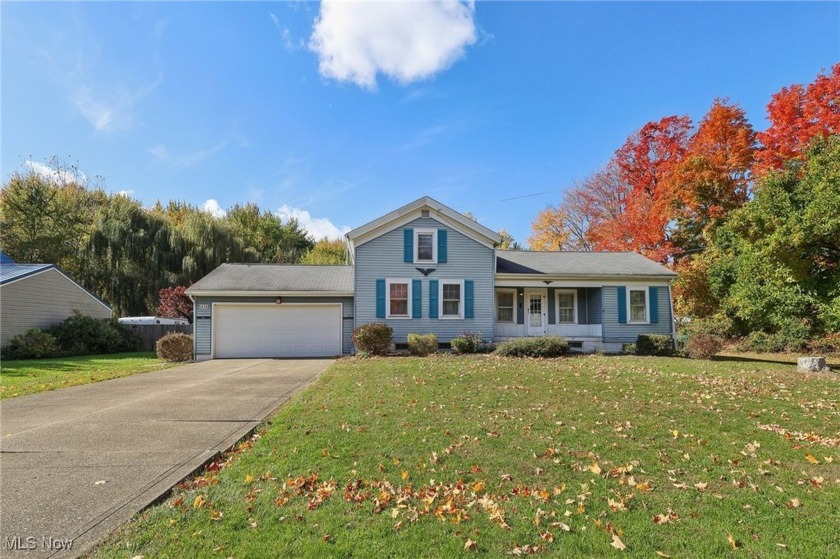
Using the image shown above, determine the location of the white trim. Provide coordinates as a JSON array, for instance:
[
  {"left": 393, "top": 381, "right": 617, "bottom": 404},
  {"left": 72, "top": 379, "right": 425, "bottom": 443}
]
[
  {"left": 627, "top": 286, "right": 650, "bottom": 324},
  {"left": 439, "top": 279, "right": 465, "bottom": 320},
  {"left": 210, "top": 302, "right": 343, "bottom": 359},
  {"left": 554, "top": 289, "right": 578, "bottom": 325},
  {"left": 495, "top": 288, "right": 517, "bottom": 324},
  {"left": 525, "top": 288, "right": 547, "bottom": 335},
  {"left": 495, "top": 276, "right": 675, "bottom": 286},
  {"left": 386, "top": 278, "right": 412, "bottom": 319},
  {"left": 413, "top": 228, "right": 438, "bottom": 264},
  {"left": 187, "top": 290, "right": 354, "bottom": 297}
]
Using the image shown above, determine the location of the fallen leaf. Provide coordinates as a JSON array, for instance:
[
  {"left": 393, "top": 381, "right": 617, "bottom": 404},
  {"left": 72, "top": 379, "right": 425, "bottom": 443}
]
[
  {"left": 589, "top": 462, "right": 602, "bottom": 475},
  {"left": 611, "top": 534, "right": 627, "bottom": 551},
  {"left": 193, "top": 495, "right": 206, "bottom": 509},
  {"left": 727, "top": 533, "right": 739, "bottom": 550},
  {"left": 655, "top": 552, "right": 671, "bottom": 558},
  {"left": 787, "top": 497, "right": 801, "bottom": 508},
  {"left": 464, "top": 538, "right": 477, "bottom": 551},
  {"left": 244, "top": 474, "right": 255, "bottom": 484},
  {"left": 805, "top": 454, "right": 820, "bottom": 464},
  {"left": 94, "top": 480, "right": 107, "bottom": 485},
  {"left": 694, "top": 482, "right": 708, "bottom": 491},
  {"left": 401, "top": 470, "right": 409, "bottom": 481}
]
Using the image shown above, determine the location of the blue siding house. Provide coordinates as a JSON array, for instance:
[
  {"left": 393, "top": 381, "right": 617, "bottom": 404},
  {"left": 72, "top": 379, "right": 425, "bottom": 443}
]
[{"left": 187, "top": 196, "right": 677, "bottom": 358}]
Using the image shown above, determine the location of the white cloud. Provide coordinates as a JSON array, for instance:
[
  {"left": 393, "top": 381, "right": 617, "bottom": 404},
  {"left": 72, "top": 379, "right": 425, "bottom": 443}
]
[
  {"left": 310, "top": 0, "right": 477, "bottom": 89},
  {"left": 202, "top": 199, "right": 227, "bottom": 218},
  {"left": 276, "top": 204, "right": 350, "bottom": 241},
  {"left": 25, "top": 160, "right": 86, "bottom": 185},
  {"left": 116, "top": 189, "right": 135, "bottom": 197},
  {"left": 148, "top": 141, "right": 227, "bottom": 167},
  {"left": 74, "top": 73, "right": 163, "bottom": 133}
]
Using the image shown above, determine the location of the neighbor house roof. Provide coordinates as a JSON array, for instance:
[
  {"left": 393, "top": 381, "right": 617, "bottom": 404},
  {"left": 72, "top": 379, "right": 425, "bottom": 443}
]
[
  {"left": 346, "top": 196, "right": 502, "bottom": 248},
  {"left": 496, "top": 250, "right": 677, "bottom": 279},
  {"left": 1, "top": 263, "right": 55, "bottom": 285},
  {"left": 186, "top": 264, "right": 355, "bottom": 296}
]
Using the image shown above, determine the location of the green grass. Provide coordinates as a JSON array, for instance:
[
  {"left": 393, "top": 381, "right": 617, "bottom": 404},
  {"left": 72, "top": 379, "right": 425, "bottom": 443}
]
[
  {"left": 0, "top": 352, "right": 173, "bottom": 399},
  {"left": 95, "top": 355, "right": 839, "bottom": 558}
]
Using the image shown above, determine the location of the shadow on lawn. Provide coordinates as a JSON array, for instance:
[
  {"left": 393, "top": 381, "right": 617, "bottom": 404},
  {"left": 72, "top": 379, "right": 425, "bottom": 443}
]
[{"left": 1, "top": 352, "right": 157, "bottom": 376}]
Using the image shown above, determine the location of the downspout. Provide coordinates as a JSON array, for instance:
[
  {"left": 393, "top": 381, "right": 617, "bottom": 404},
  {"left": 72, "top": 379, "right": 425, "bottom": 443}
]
[{"left": 188, "top": 293, "right": 196, "bottom": 360}]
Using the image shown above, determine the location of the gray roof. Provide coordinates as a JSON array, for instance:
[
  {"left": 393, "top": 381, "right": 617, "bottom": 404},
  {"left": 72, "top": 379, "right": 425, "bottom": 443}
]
[
  {"left": 1, "top": 263, "right": 54, "bottom": 285},
  {"left": 187, "top": 264, "right": 355, "bottom": 294},
  {"left": 496, "top": 250, "right": 677, "bottom": 278}
]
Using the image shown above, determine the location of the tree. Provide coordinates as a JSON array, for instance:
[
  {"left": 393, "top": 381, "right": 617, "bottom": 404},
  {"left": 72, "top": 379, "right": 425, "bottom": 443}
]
[
  {"left": 301, "top": 239, "right": 347, "bottom": 264},
  {"left": 226, "top": 203, "right": 313, "bottom": 263},
  {"left": 157, "top": 285, "right": 193, "bottom": 322},
  {"left": 754, "top": 64, "right": 840, "bottom": 176},
  {"left": 668, "top": 99, "right": 756, "bottom": 258},
  {"left": 528, "top": 205, "right": 570, "bottom": 250},
  {"left": 497, "top": 229, "right": 522, "bottom": 250},
  {"left": 708, "top": 136, "right": 840, "bottom": 337}
]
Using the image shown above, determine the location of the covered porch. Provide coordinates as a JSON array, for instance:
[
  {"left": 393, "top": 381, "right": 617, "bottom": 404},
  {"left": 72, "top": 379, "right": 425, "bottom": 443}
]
[{"left": 494, "top": 285, "right": 603, "bottom": 349}]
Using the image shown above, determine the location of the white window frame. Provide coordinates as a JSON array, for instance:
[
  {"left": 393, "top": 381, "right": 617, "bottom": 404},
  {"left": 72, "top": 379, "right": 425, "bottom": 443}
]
[
  {"left": 627, "top": 286, "right": 649, "bottom": 324},
  {"left": 495, "top": 288, "right": 517, "bottom": 324},
  {"left": 554, "top": 289, "right": 578, "bottom": 325},
  {"left": 414, "top": 228, "right": 437, "bottom": 264},
  {"left": 386, "top": 278, "right": 412, "bottom": 319},
  {"left": 439, "top": 279, "right": 464, "bottom": 320}
]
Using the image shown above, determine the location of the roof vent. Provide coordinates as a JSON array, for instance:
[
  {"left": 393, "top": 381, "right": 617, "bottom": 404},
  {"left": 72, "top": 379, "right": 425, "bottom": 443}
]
[{"left": 421, "top": 209, "right": 430, "bottom": 218}]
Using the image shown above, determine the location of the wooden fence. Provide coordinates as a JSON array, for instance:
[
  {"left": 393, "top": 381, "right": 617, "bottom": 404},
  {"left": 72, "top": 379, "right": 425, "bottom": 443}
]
[{"left": 122, "top": 324, "right": 193, "bottom": 352}]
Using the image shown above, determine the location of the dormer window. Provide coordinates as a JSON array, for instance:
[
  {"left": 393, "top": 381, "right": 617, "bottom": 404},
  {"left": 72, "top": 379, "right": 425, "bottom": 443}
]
[{"left": 414, "top": 229, "right": 437, "bottom": 263}]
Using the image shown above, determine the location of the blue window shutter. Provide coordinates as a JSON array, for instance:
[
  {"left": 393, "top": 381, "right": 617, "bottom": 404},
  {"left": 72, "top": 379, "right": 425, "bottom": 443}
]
[
  {"left": 376, "top": 279, "right": 386, "bottom": 318},
  {"left": 617, "top": 286, "right": 627, "bottom": 324},
  {"left": 429, "top": 280, "right": 439, "bottom": 319},
  {"left": 412, "top": 279, "right": 422, "bottom": 318},
  {"left": 464, "top": 280, "right": 474, "bottom": 319},
  {"left": 649, "top": 286, "right": 659, "bottom": 324},
  {"left": 437, "top": 229, "right": 447, "bottom": 263},
  {"left": 404, "top": 229, "right": 413, "bottom": 263}
]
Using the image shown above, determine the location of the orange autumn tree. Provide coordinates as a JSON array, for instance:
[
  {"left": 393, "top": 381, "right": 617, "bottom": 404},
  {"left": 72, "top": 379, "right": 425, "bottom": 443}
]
[
  {"left": 528, "top": 204, "right": 571, "bottom": 250},
  {"left": 754, "top": 63, "right": 840, "bottom": 176}
]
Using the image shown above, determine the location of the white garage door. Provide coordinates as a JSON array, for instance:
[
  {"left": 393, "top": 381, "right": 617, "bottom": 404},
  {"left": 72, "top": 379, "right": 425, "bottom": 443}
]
[{"left": 213, "top": 304, "right": 342, "bottom": 358}]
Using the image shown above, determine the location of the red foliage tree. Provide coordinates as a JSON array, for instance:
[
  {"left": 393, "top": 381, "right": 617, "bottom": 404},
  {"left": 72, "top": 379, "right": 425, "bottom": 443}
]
[
  {"left": 156, "top": 285, "right": 193, "bottom": 322},
  {"left": 754, "top": 63, "right": 840, "bottom": 176}
]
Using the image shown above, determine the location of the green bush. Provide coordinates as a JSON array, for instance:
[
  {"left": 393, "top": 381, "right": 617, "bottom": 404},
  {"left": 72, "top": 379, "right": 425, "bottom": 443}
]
[
  {"left": 451, "top": 331, "right": 498, "bottom": 354},
  {"left": 155, "top": 332, "right": 193, "bottom": 362},
  {"left": 48, "top": 314, "right": 136, "bottom": 355},
  {"left": 685, "top": 333, "right": 723, "bottom": 360},
  {"left": 685, "top": 315, "right": 736, "bottom": 338},
  {"left": 635, "top": 334, "right": 674, "bottom": 356},
  {"left": 810, "top": 333, "right": 840, "bottom": 354},
  {"left": 407, "top": 333, "right": 438, "bottom": 356},
  {"left": 352, "top": 323, "right": 393, "bottom": 356},
  {"left": 622, "top": 343, "right": 637, "bottom": 354},
  {"left": 2, "top": 329, "right": 61, "bottom": 359},
  {"left": 494, "top": 336, "right": 569, "bottom": 358}
]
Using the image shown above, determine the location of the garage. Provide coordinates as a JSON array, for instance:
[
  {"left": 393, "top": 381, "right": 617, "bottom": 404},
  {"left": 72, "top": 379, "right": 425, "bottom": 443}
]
[{"left": 213, "top": 303, "right": 342, "bottom": 358}]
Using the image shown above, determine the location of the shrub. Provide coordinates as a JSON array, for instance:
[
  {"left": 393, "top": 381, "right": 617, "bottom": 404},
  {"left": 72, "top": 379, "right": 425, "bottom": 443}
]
[
  {"left": 622, "top": 343, "right": 636, "bottom": 354},
  {"left": 48, "top": 314, "right": 136, "bottom": 355},
  {"left": 685, "top": 315, "right": 736, "bottom": 338},
  {"left": 810, "top": 333, "right": 840, "bottom": 354},
  {"left": 155, "top": 332, "right": 193, "bottom": 362},
  {"left": 452, "top": 332, "right": 496, "bottom": 354},
  {"left": 407, "top": 333, "right": 438, "bottom": 356},
  {"left": 352, "top": 323, "right": 393, "bottom": 356},
  {"left": 494, "top": 336, "right": 569, "bottom": 358},
  {"left": 685, "top": 333, "right": 723, "bottom": 360},
  {"left": 2, "top": 329, "right": 61, "bottom": 359},
  {"left": 741, "top": 331, "right": 788, "bottom": 353},
  {"left": 635, "top": 334, "right": 674, "bottom": 356}
]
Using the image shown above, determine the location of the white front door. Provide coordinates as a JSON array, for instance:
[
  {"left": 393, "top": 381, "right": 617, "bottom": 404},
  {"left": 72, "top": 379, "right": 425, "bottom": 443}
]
[{"left": 526, "top": 290, "right": 547, "bottom": 335}]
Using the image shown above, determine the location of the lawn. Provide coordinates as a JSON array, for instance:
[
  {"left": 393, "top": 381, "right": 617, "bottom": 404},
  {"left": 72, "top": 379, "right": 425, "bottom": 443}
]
[
  {"left": 0, "top": 352, "right": 173, "bottom": 399},
  {"left": 95, "top": 354, "right": 839, "bottom": 558}
]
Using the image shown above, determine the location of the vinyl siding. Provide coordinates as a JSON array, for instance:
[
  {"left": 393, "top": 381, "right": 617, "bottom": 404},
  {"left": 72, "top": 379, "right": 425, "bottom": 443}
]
[
  {"left": 355, "top": 216, "right": 495, "bottom": 343},
  {"left": 602, "top": 285, "right": 672, "bottom": 343},
  {"left": 0, "top": 269, "right": 112, "bottom": 346},
  {"left": 192, "top": 295, "right": 354, "bottom": 356}
]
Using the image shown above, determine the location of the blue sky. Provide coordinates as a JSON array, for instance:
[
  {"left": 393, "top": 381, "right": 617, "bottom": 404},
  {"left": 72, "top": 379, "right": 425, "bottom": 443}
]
[{"left": 2, "top": 1, "right": 838, "bottom": 244}]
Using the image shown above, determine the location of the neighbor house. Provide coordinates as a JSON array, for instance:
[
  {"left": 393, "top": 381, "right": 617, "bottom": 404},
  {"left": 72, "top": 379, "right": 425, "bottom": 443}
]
[
  {"left": 0, "top": 254, "right": 113, "bottom": 347},
  {"left": 187, "top": 197, "right": 677, "bottom": 359}
]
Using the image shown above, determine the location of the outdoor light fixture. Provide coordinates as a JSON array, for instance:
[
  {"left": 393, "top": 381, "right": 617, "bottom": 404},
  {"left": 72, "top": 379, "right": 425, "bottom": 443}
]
[{"left": 275, "top": 297, "right": 283, "bottom": 304}]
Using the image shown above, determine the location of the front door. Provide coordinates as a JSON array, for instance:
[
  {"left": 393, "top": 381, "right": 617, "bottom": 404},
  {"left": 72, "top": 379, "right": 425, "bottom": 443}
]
[{"left": 526, "top": 289, "right": 547, "bottom": 335}]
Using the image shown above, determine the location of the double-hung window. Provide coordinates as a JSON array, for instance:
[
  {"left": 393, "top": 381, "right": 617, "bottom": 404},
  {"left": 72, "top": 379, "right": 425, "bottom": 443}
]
[
  {"left": 414, "top": 229, "right": 437, "bottom": 263},
  {"left": 628, "top": 288, "right": 648, "bottom": 323},
  {"left": 440, "top": 280, "right": 463, "bottom": 318},
  {"left": 555, "top": 290, "right": 577, "bottom": 324},
  {"left": 387, "top": 280, "right": 410, "bottom": 318},
  {"left": 496, "top": 290, "right": 515, "bottom": 323}
]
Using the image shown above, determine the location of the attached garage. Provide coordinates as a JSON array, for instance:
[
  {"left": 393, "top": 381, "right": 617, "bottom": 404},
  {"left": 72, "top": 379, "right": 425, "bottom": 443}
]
[
  {"left": 213, "top": 303, "right": 342, "bottom": 358},
  {"left": 187, "top": 264, "right": 355, "bottom": 360}
]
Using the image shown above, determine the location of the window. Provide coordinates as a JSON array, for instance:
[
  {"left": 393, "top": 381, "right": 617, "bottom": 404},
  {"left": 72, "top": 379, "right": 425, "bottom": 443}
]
[
  {"left": 555, "top": 290, "right": 577, "bottom": 324},
  {"left": 628, "top": 288, "right": 648, "bottom": 323},
  {"left": 414, "top": 229, "right": 437, "bottom": 263},
  {"left": 496, "top": 290, "right": 515, "bottom": 323},
  {"left": 440, "top": 280, "right": 463, "bottom": 318},
  {"left": 387, "top": 279, "right": 410, "bottom": 318}
]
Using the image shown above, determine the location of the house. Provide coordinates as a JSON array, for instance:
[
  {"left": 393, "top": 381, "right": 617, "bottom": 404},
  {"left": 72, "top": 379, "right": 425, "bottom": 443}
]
[
  {"left": 187, "top": 197, "right": 677, "bottom": 359},
  {"left": 0, "top": 254, "right": 113, "bottom": 347}
]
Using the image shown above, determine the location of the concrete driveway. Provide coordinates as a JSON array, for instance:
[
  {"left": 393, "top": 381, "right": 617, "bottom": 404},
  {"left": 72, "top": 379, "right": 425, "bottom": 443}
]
[{"left": 0, "top": 358, "right": 331, "bottom": 559}]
